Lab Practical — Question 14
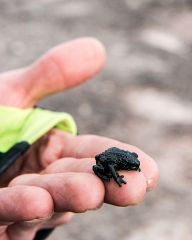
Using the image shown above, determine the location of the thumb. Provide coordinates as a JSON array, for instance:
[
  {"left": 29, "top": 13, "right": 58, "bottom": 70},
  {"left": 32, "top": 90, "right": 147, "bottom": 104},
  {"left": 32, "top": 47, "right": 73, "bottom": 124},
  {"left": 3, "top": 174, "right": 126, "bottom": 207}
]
[{"left": 0, "top": 37, "right": 106, "bottom": 107}]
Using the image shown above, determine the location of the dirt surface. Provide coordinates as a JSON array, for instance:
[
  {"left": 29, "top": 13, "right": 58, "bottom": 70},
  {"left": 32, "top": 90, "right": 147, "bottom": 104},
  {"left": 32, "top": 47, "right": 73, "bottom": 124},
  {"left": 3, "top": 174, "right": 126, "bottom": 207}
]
[{"left": 0, "top": 0, "right": 192, "bottom": 239}]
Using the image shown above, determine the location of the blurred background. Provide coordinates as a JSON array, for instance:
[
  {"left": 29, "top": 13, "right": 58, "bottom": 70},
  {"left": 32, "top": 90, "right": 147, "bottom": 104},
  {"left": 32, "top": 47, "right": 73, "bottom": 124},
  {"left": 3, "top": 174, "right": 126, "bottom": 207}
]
[{"left": 0, "top": 0, "right": 192, "bottom": 239}]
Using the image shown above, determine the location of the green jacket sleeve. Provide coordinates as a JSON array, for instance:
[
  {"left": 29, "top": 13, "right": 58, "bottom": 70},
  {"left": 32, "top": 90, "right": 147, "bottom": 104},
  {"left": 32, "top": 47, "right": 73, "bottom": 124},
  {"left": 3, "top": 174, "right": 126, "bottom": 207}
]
[{"left": 0, "top": 105, "right": 77, "bottom": 173}]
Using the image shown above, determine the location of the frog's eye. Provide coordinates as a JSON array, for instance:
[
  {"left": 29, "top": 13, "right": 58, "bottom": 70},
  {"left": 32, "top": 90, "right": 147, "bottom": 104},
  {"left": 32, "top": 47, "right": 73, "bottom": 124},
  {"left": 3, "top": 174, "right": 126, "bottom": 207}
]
[
  {"left": 95, "top": 153, "right": 105, "bottom": 161},
  {"left": 95, "top": 155, "right": 100, "bottom": 161},
  {"left": 132, "top": 152, "right": 138, "bottom": 158}
]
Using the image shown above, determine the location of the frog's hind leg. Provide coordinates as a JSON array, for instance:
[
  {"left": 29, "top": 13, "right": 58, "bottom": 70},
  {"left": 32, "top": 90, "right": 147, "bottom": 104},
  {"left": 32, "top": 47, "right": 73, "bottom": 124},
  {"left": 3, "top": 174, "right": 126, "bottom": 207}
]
[
  {"left": 108, "top": 165, "right": 127, "bottom": 187},
  {"left": 92, "top": 164, "right": 111, "bottom": 181}
]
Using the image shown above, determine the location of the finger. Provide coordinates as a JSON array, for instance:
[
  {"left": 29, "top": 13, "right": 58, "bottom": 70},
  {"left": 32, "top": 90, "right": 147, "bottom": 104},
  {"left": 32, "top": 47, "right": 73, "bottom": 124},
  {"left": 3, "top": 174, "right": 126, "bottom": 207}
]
[
  {"left": 42, "top": 212, "right": 74, "bottom": 228},
  {"left": 0, "top": 186, "right": 53, "bottom": 222},
  {"left": 104, "top": 171, "right": 146, "bottom": 205},
  {"left": 44, "top": 158, "right": 147, "bottom": 206},
  {"left": 39, "top": 131, "right": 67, "bottom": 168},
  {"left": 0, "top": 38, "right": 106, "bottom": 107},
  {"left": 47, "top": 131, "right": 159, "bottom": 191},
  {"left": 7, "top": 211, "right": 74, "bottom": 239},
  {"left": 10, "top": 172, "right": 105, "bottom": 213},
  {"left": 7, "top": 222, "right": 41, "bottom": 240}
]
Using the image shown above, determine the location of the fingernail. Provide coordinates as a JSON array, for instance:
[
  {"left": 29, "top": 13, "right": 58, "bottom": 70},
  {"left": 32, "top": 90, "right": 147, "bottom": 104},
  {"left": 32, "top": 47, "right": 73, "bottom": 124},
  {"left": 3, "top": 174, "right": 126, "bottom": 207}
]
[
  {"left": 147, "top": 178, "right": 155, "bottom": 191},
  {"left": 20, "top": 219, "right": 44, "bottom": 228},
  {"left": 24, "top": 213, "right": 53, "bottom": 225},
  {"left": 24, "top": 219, "right": 44, "bottom": 224},
  {"left": 24, "top": 217, "right": 48, "bottom": 224}
]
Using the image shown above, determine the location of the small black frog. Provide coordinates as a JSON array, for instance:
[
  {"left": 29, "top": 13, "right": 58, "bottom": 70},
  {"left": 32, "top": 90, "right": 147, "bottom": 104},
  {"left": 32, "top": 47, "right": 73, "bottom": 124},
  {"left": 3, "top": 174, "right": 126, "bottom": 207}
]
[{"left": 93, "top": 147, "right": 141, "bottom": 187}]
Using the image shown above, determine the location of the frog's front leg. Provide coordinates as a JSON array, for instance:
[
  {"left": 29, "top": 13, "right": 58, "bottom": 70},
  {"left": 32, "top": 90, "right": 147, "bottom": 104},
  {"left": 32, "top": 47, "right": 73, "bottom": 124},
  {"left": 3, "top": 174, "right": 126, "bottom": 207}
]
[
  {"left": 108, "top": 165, "right": 127, "bottom": 187},
  {"left": 92, "top": 164, "right": 111, "bottom": 181}
]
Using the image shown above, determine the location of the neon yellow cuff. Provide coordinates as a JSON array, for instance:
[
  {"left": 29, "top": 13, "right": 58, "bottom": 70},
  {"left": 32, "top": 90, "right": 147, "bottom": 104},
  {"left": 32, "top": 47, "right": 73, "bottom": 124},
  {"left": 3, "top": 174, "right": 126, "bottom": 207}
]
[{"left": 0, "top": 105, "right": 77, "bottom": 152}]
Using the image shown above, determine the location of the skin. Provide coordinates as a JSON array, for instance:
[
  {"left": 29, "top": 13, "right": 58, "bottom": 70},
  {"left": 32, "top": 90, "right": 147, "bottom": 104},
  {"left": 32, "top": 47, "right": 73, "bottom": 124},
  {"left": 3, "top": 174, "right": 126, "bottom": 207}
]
[{"left": 0, "top": 37, "right": 159, "bottom": 240}]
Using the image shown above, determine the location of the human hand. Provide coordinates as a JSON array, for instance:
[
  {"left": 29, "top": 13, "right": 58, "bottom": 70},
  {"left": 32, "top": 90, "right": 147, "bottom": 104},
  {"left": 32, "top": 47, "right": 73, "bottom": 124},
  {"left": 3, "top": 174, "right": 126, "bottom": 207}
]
[{"left": 0, "top": 38, "right": 159, "bottom": 240}]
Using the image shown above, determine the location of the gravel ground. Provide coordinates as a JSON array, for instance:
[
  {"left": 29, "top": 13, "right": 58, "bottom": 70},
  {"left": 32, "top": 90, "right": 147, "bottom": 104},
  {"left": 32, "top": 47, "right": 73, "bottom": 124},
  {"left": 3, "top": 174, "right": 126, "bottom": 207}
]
[{"left": 0, "top": 0, "right": 192, "bottom": 239}]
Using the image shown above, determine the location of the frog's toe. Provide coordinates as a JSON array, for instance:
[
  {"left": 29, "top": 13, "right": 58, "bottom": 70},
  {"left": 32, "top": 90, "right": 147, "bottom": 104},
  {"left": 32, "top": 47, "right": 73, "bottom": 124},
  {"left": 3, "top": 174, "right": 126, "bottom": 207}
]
[
  {"left": 116, "top": 176, "right": 126, "bottom": 186},
  {"left": 121, "top": 179, "right": 127, "bottom": 184},
  {"left": 119, "top": 176, "right": 127, "bottom": 184},
  {"left": 116, "top": 179, "right": 122, "bottom": 187}
]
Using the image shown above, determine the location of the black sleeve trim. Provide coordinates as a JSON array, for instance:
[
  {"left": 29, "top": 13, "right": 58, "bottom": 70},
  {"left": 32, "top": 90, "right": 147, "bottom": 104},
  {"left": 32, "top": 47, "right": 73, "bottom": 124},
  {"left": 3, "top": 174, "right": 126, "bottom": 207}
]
[
  {"left": 0, "top": 141, "right": 30, "bottom": 174},
  {"left": 34, "top": 228, "right": 54, "bottom": 240}
]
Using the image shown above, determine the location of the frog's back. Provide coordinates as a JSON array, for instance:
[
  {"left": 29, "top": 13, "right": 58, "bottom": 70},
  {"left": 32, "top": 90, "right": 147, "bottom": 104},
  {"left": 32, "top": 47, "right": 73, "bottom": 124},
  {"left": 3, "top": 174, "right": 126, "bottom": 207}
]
[
  {"left": 105, "top": 147, "right": 128, "bottom": 154},
  {"left": 105, "top": 147, "right": 131, "bottom": 161}
]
